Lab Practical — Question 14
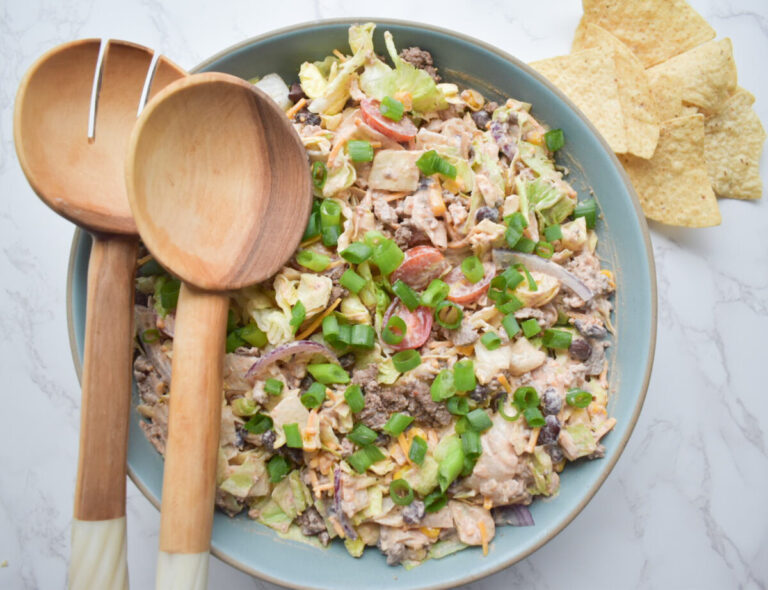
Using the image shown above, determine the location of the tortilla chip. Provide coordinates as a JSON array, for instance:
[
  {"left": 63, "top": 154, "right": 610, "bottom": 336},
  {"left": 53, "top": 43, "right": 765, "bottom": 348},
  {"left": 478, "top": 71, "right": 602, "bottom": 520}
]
[
  {"left": 574, "top": 0, "right": 716, "bottom": 68},
  {"left": 649, "top": 71, "right": 685, "bottom": 121},
  {"left": 704, "top": 88, "right": 766, "bottom": 200},
  {"left": 571, "top": 23, "right": 659, "bottom": 159},
  {"left": 647, "top": 39, "right": 738, "bottom": 116},
  {"left": 619, "top": 114, "right": 720, "bottom": 227},
  {"left": 531, "top": 49, "right": 627, "bottom": 154}
]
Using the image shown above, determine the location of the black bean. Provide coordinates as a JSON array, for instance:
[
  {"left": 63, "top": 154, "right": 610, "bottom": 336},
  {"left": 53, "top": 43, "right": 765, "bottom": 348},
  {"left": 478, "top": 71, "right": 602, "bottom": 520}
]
[
  {"left": 260, "top": 429, "right": 276, "bottom": 451},
  {"left": 569, "top": 338, "right": 592, "bottom": 362},
  {"left": 288, "top": 82, "right": 306, "bottom": 104},
  {"left": 538, "top": 414, "right": 561, "bottom": 445},
  {"left": 470, "top": 384, "right": 491, "bottom": 404},
  {"left": 475, "top": 206, "right": 499, "bottom": 223},
  {"left": 293, "top": 108, "right": 321, "bottom": 126},
  {"left": 546, "top": 443, "right": 564, "bottom": 463},
  {"left": 300, "top": 375, "right": 314, "bottom": 390},
  {"left": 339, "top": 353, "right": 356, "bottom": 370},
  {"left": 471, "top": 109, "right": 491, "bottom": 129},
  {"left": 540, "top": 387, "right": 562, "bottom": 416}
]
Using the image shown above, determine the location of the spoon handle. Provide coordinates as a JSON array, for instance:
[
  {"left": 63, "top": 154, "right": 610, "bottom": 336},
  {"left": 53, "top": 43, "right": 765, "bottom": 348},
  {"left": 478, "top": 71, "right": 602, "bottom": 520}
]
[
  {"left": 70, "top": 235, "right": 137, "bottom": 590},
  {"left": 156, "top": 284, "right": 229, "bottom": 590}
]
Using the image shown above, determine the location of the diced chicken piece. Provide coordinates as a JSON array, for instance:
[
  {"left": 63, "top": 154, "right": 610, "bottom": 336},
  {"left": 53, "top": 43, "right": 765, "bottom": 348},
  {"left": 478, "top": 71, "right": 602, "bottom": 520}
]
[
  {"left": 368, "top": 149, "right": 423, "bottom": 192},
  {"left": 270, "top": 392, "right": 310, "bottom": 448},
  {"left": 378, "top": 526, "right": 430, "bottom": 566},
  {"left": 402, "top": 189, "right": 447, "bottom": 248},
  {"left": 448, "top": 501, "right": 495, "bottom": 545},
  {"left": 467, "top": 218, "right": 506, "bottom": 252},
  {"left": 560, "top": 216, "right": 588, "bottom": 252},
  {"left": 222, "top": 353, "right": 257, "bottom": 392},
  {"left": 371, "top": 191, "right": 399, "bottom": 227},
  {"left": 475, "top": 172, "right": 504, "bottom": 207}
]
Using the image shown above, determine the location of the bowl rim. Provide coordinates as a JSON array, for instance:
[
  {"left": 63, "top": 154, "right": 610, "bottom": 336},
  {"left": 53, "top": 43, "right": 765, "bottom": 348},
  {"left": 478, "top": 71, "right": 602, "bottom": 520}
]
[{"left": 66, "top": 16, "right": 657, "bottom": 590}]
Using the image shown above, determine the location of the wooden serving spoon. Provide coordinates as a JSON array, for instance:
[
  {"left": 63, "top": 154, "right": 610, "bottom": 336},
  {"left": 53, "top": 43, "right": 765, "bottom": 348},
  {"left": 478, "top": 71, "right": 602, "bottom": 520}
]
[
  {"left": 14, "top": 39, "right": 185, "bottom": 589},
  {"left": 125, "top": 72, "right": 312, "bottom": 589}
]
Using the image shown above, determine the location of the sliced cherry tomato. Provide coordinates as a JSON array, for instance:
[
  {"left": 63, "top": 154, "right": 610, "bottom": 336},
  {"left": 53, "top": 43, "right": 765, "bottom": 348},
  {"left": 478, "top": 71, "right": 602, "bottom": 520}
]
[
  {"left": 446, "top": 261, "right": 495, "bottom": 304},
  {"left": 360, "top": 98, "right": 418, "bottom": 142},
  {"left": 382, "top": 299, "right": 433, "bottom": 351},
  {"left": 390, "top": 245, "right": 448, "bottom": 290}
]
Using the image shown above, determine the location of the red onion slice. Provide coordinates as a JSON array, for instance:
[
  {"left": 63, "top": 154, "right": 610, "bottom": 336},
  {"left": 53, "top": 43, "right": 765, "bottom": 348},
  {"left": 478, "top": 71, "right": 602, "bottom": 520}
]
[
  {"left": 492, "top": 504, "right": 534, "bottom": 527},
  {"left": 492, "top": 249, "right": 594, "bottom": 302},
  {"left": 245, "top": 340, "right": 338, "bottom": 382}
]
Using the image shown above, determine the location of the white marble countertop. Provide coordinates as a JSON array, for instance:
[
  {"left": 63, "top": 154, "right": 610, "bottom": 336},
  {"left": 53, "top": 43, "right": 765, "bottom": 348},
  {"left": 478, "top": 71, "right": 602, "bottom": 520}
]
[{"left": 1, "top": 0, "right": 766, "bottom": 588}]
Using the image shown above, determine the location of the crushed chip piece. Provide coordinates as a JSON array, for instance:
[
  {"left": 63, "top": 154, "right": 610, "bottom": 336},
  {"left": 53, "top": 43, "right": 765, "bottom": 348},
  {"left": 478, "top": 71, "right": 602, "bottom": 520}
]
[
  {"left": 647, "top": 39, "right": 737, "bottom": 116},
  {"left": 619, "top": 114, "right": 721, "bottom": 227},
  {"left": 531, "top": 49, "right": 627, "bottom": 154},
  {"left": 574, "top": 0, "right": 716, "bottom": 68},
  {"left": 570, "top": 23, "right": 659, "bottom": 159},
  {"left": 704, "top": 88, "right": 766, "bottom": 200}
]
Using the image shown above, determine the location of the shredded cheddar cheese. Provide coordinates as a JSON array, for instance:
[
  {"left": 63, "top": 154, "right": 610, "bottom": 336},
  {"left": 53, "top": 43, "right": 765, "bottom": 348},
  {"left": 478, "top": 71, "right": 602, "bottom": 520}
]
[
  {"left": 483, "top": 497, "right": 493, "bottom": 511},
  {"left": 397, "top": 433, "right": 413, "bottom": 465},
  {"left": 285, "top": 97, "right": 308, "bottom": 120},
  {"left": 497, "top": 374, "right": 513, "bottom": 394},
  {"left": 295, "top": 297, "right": 342, "bottom": 340},
  {"left": 420, "top": 527, "right": 440, "bottom": 541},
  {"left": 455, "top": 344, "right": 475, "bottom": 357},
  {"left": 600, "top": 269, "right": 616, "bottom": 289},
  {"left": 478, "top": 520, "right": 489, "bottom": 556},
  {"left": 526, "top": 427, "right": 541, "bottom": 454},
  {"left": 299, "top": 234, "right": 321, "bottom": 248}
]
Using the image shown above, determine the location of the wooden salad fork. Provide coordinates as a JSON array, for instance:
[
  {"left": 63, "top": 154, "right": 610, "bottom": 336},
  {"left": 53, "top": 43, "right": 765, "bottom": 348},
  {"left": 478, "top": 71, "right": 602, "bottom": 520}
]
[
  {"left": 125, "top": 72, "right": 312, "bottom": 589},
  {"left": 14, "top": 39, "right": 185, "bottom": 589}
]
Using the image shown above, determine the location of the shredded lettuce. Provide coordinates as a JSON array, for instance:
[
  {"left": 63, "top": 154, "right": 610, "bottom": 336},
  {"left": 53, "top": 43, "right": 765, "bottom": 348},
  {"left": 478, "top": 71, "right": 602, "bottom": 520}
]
[{"left": 518, "top": 176, "right": 575, "bottom": 227}]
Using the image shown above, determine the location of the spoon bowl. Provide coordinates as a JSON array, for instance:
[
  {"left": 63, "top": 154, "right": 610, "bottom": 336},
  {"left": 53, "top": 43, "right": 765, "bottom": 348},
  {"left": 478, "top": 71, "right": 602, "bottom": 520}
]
[{"left": 125, "top": 72, "right": 312, "bottom": 588}]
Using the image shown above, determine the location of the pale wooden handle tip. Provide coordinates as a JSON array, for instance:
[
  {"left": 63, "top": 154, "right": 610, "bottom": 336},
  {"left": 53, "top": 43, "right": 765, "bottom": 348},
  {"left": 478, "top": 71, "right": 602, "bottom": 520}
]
[
  {"left": 69, "top": 517, "right": 128, "bottom": 590},
  {"left": 156, "top": 551, "right": 209, "bottom": 590}
]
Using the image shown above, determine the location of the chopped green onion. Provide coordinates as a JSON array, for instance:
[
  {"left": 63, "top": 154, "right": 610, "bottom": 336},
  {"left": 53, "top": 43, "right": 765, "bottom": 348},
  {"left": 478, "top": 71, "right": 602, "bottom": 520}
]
[
  {"left": 542, "top": 328, "right": 573, "bottom": 350},
  {"left": 513, "top": 386, "right": 539, "bottom": 409},
  {"left": 496, "top": 295, "right": 523, "bottom": 314},
  {"left": 453, "top": 359, "right": 476, "bottom": 393},
  {"left": 307, "top": 363, "right": 350, "bottom": 384},
  {"left": 574, "top": 198, "right": 598, "bottom": 229},
  {"left": 296, "top": 249, "right": 330, "bottom": 272},
  {"left": 424, "top": 490, "right": 447, "bottom": 513},
  {"left": 380, "top": 96, "right": 405, "bottom": 121},
  {"left": 239, "top": 323, "right": 267, "bottom": 348},
  {"left": 505, "top": 225, "right": 523, "bottom": 249},
  {"left": 138, "top": 258, "right": 163, "bottom": 277},
  {"left": 480, "top": 332, "right": 502, "bottom": 350},
  {"left": 389, "top": 478, "right": 414, "bottom": 506},
  {"left": 505, "top": 211, "right": 529, "bottom": 230},
  {"left": 350, "top": 324, "right": 375, "bottom": 349},
  {"left": 415, "top": 149, "right": 457, "bottom": 179},
  {"left": 461, "top": 430, "right": 482, "bottom": 459},
  {"left": 420, "top": 279, "right": 450, "bottom": 308},
  {"left": 348, "top": 423, "right": 378, "bottom": 446},
  {"left": 392, "top": 279, "right": 420, "bottom": 311},
  {"left": 141, "top": 328, "right": 160, "bottom": 343},
  {"left": 502, "top": 314, "right": 521, "bottom": 339},
  {"left": 226, "top": 308, "right": 239, "bottom": 333},
  {"left": 392, "top": 350, "right": 421, "bottom": 372},
  {"left": 434, "top": 300, "right": 463, "bottom": 329},
  {"left": 409, "top": 436, "right": 428, "bottom": 465},
  {"left": 523, "top": 407, "right": 546, "bottom": 428},
  {"left": 322, "top": 314, "right": 340, "bottom": 343},
  {"left": 566, "top": 388, "right": 594, "bottom": 408},
  {"left": 347, "top": 445, "right": 385, "bottom": 473},
  {"left": 264, "top": 378, "right": 284, "bottom": 396},
  {"left": 372, "top": 239, "right": 404, "bottom": 275},
  {"left": 461, "top": 256, "right": 484, "bottom": 283},
  {"left": 544, "top": 223, "right": 563, "bottom": 242},
  {"left": 521, "top": 318, "right": 541, "bottom": 338},
  {"left": 231, "top": 397, "right": 258, "bottom": 417},
  {"left": 340, "top": 242, "right": 373, "bottom": 264},
  {"left": 436, "top": 436, "right": 464, "bottom": 492},
  {"left": 430, "top": 369, "right": 456, "bottom": 402},
  {"left": 347, "top": 139, "right": 374, "bottom": 162},
  {"left": 267, "top": 455, "right": 290, "bottom": 483},
  {"left": 302, "top": 210, "right": 321, "bottom": 241},
  {"left": 364, "top": 230, "right": 387, "bottom": 247},
  {"left": 321, "top": 224, "right": 341, "bottom": 247},
  {"left": 383, "top": 412, "right": 414, "bottom": 436},
  {"left": 466, "top": 408, "right": 493, "bottom": 432},
  {"left": 289, "top": 301, "right": 305, "bottom": 334},
  {"left": 225, "top": 331, "right": 245, "bottom": 353},
  {"left": 544, "top": 128, "right": 565, "bottom": 152},
  {"left": 300, "top": 382, "right": 326, "bottom": 409},
  {"left": 320, "top": 199, "right": 341, "bottom": 228},
  {"left": 334, "top": 324, "right": 352, "bottom": 347},
  {"left": 312, "top": 161, "right": 327, "bottom": 190},
  {"left": 535, "top": 241, "right": 554, "bottom": 259},
  {"left": 501, "top": 267, "right": 525, "bottom": 290},
  {"left": 344, "top": 384, "right": 365, "bottom": 413},
  {"left": 454, "top": 416, "right": 470, "bottom": 434},
  {"left": 515, "top": 263, "right": 538, "bottom": 291},
  {"left": 243, "top": 413, "right": 273, "bottom": 434},
  {"left": 488, "top": 275, "right": 510, "bottom": 304},
  {"left": 461, "top": 454, "right": 478, "bottom": 477},
  {"left": 446, "top": 396, "right": 469, "bottom": 415},
  {"left": 513, "top": 236, "right": 537, "bottom": 253},
  {"left": 340, "top": 269, "right": 366, "bottom": 294},
  {"left": 157, "top": 278, "right": 181, "bottom": 311},
  {"left": 382, "top": 315, "right": 407, "bottom": 345},
  {"left": 498, "top": 394, "right": 522, "bottom": 422},
  {"left": 283, "top": 423, "right": 303, "bottom": 448}
]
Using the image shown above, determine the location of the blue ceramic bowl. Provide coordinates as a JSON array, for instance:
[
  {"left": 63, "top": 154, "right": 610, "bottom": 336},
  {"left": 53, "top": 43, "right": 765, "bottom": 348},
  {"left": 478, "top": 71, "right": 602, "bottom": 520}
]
[{"left": 67, "top": 18, "right": 656, "bottom": 590}]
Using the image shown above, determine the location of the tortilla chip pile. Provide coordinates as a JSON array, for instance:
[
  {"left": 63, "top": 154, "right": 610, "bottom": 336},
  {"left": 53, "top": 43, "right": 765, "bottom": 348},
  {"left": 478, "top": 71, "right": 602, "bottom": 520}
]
[{"left": 529, "top": 0, "right": 766, "bottom": 228}]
